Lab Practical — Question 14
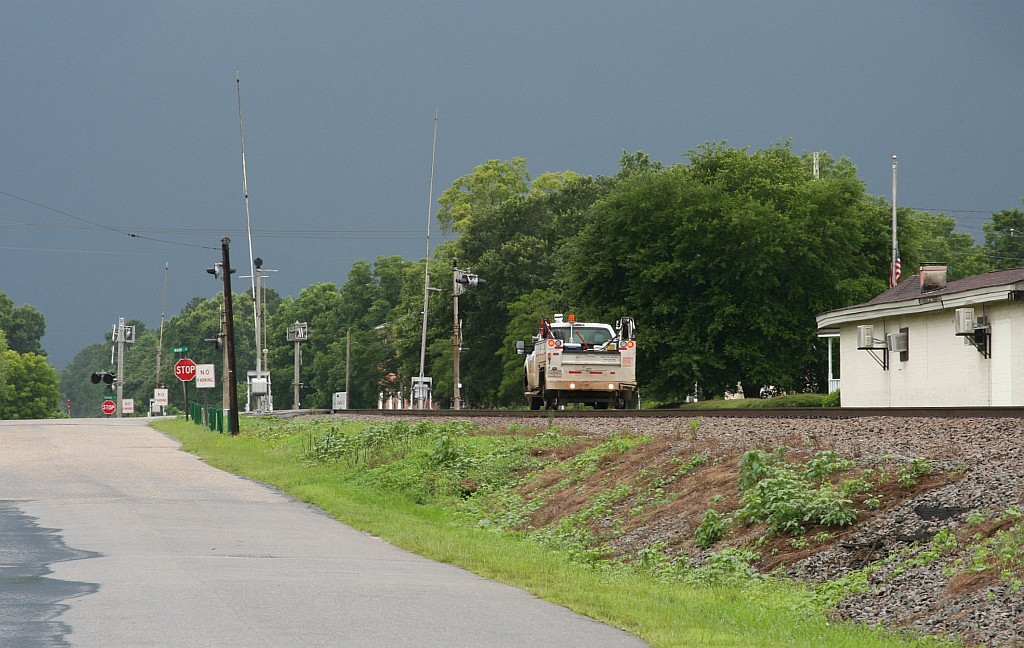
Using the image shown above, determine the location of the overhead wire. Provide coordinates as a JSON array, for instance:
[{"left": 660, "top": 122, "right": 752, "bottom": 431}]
[
  {"left": 1, "top": 189, "right": 423, "bottom": 250},
  {"left": 0, "top": 189, "right": 218, "bottom": 250}
]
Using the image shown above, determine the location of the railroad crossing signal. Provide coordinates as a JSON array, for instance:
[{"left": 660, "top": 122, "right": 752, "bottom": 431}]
[{"left": 91, "top": 371, "right": 115, "bottom": 385}]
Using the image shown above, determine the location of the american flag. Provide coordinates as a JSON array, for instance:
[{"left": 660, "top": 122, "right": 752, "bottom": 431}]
[{"left": 890, "top": 245, "right": 901, "bottom": 287}]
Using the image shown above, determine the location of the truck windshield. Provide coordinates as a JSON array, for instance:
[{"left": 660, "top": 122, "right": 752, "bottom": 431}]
[{"left": 553, "top": 327, "right": 612, "bottom": 346}]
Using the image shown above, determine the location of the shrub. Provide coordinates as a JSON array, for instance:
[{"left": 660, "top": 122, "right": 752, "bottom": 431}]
[
  {"left": 737, "top": 449, "right": 860, "bottom": 534},
  {"left": 803, "top": 450, "right": 855, "bottom": 484},
  {"left": 694, "top": 509, "right": 729, "bottom": 548}
]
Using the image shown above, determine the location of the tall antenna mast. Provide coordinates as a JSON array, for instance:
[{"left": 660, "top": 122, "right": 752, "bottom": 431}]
[
  {"left": 417, "top": 109, "right": 439, "bottom": 408},
  {"left": 237, "top": 72, "right": 264, "bottom": 395}
]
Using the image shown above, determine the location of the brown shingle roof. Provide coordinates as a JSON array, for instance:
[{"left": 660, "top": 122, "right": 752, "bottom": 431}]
[{"left": 865, "top": 267, "right": 1024, "bottom": 306}]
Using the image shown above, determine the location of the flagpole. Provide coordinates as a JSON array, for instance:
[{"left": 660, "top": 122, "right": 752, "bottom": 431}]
[{"left": 891, "top": 154, "right": 898, "bottom": 287}]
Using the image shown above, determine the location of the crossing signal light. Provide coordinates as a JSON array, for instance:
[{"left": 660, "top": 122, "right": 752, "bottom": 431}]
[{"left": 91, "top": 371, "right": 115, "bottom": 385}]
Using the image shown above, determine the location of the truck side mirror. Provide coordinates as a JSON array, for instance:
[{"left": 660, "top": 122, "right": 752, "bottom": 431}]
[{"left": 515, "top": 340, "right": 525, "bottom": 355}]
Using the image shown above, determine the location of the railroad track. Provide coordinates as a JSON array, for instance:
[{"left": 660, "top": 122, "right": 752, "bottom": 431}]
[{"left": 284, "top": 406, "right": 1024, "bottom": 419}]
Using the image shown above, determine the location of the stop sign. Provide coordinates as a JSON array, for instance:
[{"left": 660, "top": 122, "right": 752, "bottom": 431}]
[
  {"left": 101, "top": 400, "right": 116, "bottom": 415},
  {"left": 174, "top": 358, "right": 197, "bottom": 382}
]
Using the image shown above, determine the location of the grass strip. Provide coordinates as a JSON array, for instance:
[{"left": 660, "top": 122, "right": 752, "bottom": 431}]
[{"left": 152, "top": 417, "right": 950, "bottom": 648}]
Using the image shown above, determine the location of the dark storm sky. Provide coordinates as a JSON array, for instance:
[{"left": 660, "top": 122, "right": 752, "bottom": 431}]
[{"left": 1, "top": 1, "right": 1021, "bottom": 368}]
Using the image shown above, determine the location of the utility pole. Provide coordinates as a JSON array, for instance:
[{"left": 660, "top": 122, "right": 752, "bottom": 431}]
[
  {"left": 286, "top": 322, "right": 307, "bottom": 409},
  {"left": 221, "top": 237, "right": 240, "bottom": 435},
  {"left": 452, "top": 260, "right": 462, "bottom": 410},
  {"left": 451, "top": 259, "right": 485, "bottom": 410}
]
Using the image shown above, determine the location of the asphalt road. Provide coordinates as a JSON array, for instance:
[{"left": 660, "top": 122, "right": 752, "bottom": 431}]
[{"left": 0, "top": 418, "right": 647, "bottom": 647}]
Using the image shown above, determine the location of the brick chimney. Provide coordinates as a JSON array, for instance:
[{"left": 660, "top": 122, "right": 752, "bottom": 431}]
[{"left": 920, "top": 264, "right": 947, "bottom": 292}]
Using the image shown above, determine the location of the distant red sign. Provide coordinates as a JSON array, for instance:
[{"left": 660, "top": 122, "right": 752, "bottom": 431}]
[
  {"left": 101, "top": 400, "right": 116, "bottom": 415},
  {"left": 174, "top": 358, "right": 197, "bottom": 382}
]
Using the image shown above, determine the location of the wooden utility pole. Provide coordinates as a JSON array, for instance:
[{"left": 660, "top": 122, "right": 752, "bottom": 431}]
[{"left": 221, "top": 237, "right": 240, "bottom": 435}]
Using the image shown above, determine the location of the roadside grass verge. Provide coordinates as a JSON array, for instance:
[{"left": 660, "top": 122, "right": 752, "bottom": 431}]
[{"left": 151, "top": 417, "right": 950, "bottom": 648}]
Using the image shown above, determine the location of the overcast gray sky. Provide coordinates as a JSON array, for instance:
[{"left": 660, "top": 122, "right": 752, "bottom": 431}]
[{"left": 2, "top": 1, "right": 1021, "bottom": 369}]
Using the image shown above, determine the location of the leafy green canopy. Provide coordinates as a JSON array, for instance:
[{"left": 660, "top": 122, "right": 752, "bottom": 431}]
[
  {"left": 562, "top": 143, "right": 889, "bottom": 398},
  {"left": 48, "top": 147, "right": 1014, "bottom": 410},
  {"left": 0, "top": 291, "right": 46, "bottom": 355},
  {"left": 1, "top": 350, "right": 61, "bottom": 419}
]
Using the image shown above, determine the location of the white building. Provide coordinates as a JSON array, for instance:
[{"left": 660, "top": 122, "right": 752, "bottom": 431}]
[{"left": 816, "top": 265, "right": 1024, "bottom": 407}]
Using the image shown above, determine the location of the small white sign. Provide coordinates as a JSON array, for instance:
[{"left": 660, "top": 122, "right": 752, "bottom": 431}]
[
  {"left": 196, "top": 364, "right": 216, "bottom": 388},
  {"left": 154, "top": 388, "right": 169, "bottom": 407},
  {"left": 121, "top": 399, "right": 135, "bottom": 414},
  {"left": 333, "top": 392, "right": 347, "bottom": 410}
]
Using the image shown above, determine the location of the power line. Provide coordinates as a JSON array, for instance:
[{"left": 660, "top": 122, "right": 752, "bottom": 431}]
[
  {"left": 918, "top": 207, "right": 1012, "bottom": 215},
  {"left": 0, "top": 221, "right": 424, "bottom": 240},
  {"left": 0, "top": 190, "right": 218, "bottom": 250},
  {"left": 0, "top": 245, "right": 171, "bottom": 257}
]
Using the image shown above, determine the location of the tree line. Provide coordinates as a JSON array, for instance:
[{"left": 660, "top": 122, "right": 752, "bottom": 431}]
[{"left": 4, "top": 142, "right": 1024, "bottom": 418}]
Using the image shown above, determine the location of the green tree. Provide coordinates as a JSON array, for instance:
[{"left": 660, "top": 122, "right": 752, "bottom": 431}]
[
  {"left": 900, "top": 208, "right": 991, "bottom": 281},
  {"left": 0, "top": 292, "right": 47, "bottom": 356},
  {"left": 982, "top": 204, "right": 1024, "bottom": 270},
  {"left": 436, "top": 157, "right": 530, "bottom": 234},
  {"left": 564, "top": 143, "right": 888, "bottom": 400},
  {"left": 268, "top": 282, "right": 347, "bottom": 409},
  {"left": 265, "top": 258, "right": 417, "bottom": 410},
  {"left": 158, "top": 292, "right": 257, "bottom": 412},
  {"left": 1, "top": 351, "right": 62, "bottom": 419},
  {"left": 61, "top": 340, "right": 118, "bottom": 417},
  {"left": 496, "top": 289, "right": 562, "bottom": 404},
  {"left": 0, "top": 329, "right": 9, "bottom": 404},
  {"left": 448, "top": 173, "right": 606, "bottom": 406}
]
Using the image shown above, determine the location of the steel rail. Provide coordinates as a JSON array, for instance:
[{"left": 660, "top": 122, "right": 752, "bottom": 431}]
[{"left": 284, "top": 406, "right": 1024, "bottom": 420}]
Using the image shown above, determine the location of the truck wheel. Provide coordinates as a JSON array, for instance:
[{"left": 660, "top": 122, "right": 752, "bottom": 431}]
[{"left": 529, "top": 397, "right": 543, "bottom": 410}]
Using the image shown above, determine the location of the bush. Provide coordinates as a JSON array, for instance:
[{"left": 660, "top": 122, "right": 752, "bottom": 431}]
[
  {"left": 822, "top": 390, "right": 841, "bottom": 407},
  {"left": 694, "top": 509, "right": 729, "bottom": 548},
  {"left": 736, "top": 449, "right": 860, "bottom": 535}
]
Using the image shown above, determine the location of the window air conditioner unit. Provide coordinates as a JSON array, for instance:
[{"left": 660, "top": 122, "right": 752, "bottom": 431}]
[
  {"left": 954, "top": 308, "right": 975, "bottom": 335},
  {"left": 886, "top": 331, "right": 908, "bottom": 353},
  {"left": 857, "top": 324, "right": 878, "bottom": 349}
]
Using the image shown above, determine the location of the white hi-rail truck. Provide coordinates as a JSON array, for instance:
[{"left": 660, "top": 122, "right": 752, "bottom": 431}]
[{"left": 518, "top": 314, "right": 637, "bottom": 410}]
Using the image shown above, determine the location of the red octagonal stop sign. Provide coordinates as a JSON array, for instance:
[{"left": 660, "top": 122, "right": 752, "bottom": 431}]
[
  {"left": 101, "top": 400, "right": 116, "bottom": 415},
  {"left": 174, "top": 358, "right": 197, "bottom": 382}
]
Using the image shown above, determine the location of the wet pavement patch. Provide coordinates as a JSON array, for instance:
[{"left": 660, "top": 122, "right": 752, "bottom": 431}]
[{"left": 0, "top": 501, "right": 100, "bottom": 648}]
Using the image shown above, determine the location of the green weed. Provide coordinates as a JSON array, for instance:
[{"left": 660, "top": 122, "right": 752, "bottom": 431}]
[{"left": 695, "top": 509, "right": 729, "bottom": 548}]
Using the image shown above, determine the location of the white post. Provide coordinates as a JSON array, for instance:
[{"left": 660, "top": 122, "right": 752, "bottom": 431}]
[
  {"left": 891, "top": 155, "right": 898, "bottom": 287},
  {"left": 116, "top": 317, "right": 125, "bottom": 418}
]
